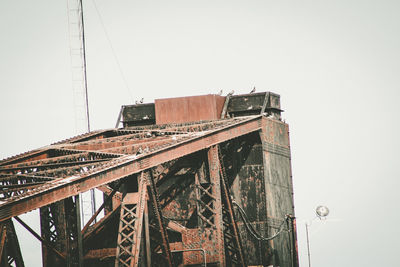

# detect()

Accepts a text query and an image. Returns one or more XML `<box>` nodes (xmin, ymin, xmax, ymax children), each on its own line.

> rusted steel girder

<box><xmin>0</xmin><ymin>173</ymin><xmax>55</xmax><ymax>182</ymax></box>
<box><xmin>81</xmin><ymin>181</ymin><xmax>121</xmax><ymax>234</ymax></box>
<box><xmin>13</xmin><ymin>216</ymin><xmax>66</xmax><ymax>261</ymax></box>
<box><xmin>115</xmin><ymin>173</ymin><xmax>147</xmax><ymax>267</ymax></box>
<box><xmin>98</xmin><ymin>138</ymin><xmax>175</xmax><ymax>155</ymax></box>
<box><xmin>0</xmin><ymin>129</ymin><xmax>115</xmax><ymax>166</ymax></box>
<box><xmin>39</xmin><ymin>196</ymin><xmax>83</xmax><ymax>267</ymax></box>
<box><xmin>59</xmin><ymin>135</ymin><xmax>172</xmax><ymax>152</ymax></box>
<box><xmin>147</xmin><ymin>171</ymin><xmax>173</xmax><ymax>266</ymax></box>
<box><xmin>217</xmin><ymin>146</ymin><xmax>247</xmax><ymax>266</ymax></box>
<box><xmin>0</xmin><ymin>219</ymin><xmax>24</xmax><ymax>267</ymax></box>
<box><xmin>0</xmin><ymin>116</ymin><xmax>262</xmax><ymax>222</ymax></box>
<box><xmin>0</xmin><ymin>158</ymin><xmax>110</xmax><ymax>174</ymax></box>
<box><xmin>84</xmin><ymin>248</ymin><xmax>116</xmax><ymax>260</ymax></box>
<box><xmin>207</xmin><ymin>146</ymin><xmax>226</xmax><ymax>266</ymax></box>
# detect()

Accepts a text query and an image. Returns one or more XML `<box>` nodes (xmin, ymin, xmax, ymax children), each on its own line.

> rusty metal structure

<box><xmin>0</xmin><ymin>92</ymin><xmax>298</xmax><ymax>267</ymax></box>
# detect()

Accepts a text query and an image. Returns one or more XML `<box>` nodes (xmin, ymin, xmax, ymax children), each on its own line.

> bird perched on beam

<box><xmin>250</xmin><ymin>86</ymin><xmax>256</xmax><ymax>94</ymax></box>
<box><xmin>135</xmin><ymin>98</ymin><xmax>144</xmax><ymax>104</ymax></box>
<box><xmin>227</xmin><ymin>90</ymin><xmax>234</xmax><ymax>96</ymax></box>
<box><xmin>217</xmin><ymin>89</ymin><xmax>223</xmax><ymax>95</ymax></box>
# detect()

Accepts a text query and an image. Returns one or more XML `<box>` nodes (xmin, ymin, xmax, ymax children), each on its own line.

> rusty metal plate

<box><xmin>181</xmin><ymin>228</ymin><xmax>218</xmax><ymax>265</ymax></box>
<box><xmin>155</xmin><ymin>94</ymin><xmax>226</xmax><ymax>124</ymax></box>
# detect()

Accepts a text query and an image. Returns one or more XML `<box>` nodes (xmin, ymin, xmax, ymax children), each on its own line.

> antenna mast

<box><xmin>67</xmin><ymin>0</ymin><xmax>96</xmax><ymax>225</ymax></box>
<box><xmin>79</xmin><ymin>0</ymin><xmax>91</xmax><ymax>133</ymax></box>
<box><xmin>67</xmin><ymin>0</ymin><xmax>90</xmax><ymax>133</ymax></box>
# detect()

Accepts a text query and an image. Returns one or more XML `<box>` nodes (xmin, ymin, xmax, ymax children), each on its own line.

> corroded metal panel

<box><xmin>222</xmin><ymin>118</ymin><xmax>297</xmax><ymax>266</ymax></box>
<box><xmin>155</xmin><ymin>94</ymin><xmax>226</xmax><ymax>124</ymax></box>
<box><xmin>227</xmin><ymin>92</ymin><xmax>267</xmax><ymax>113</ymax></box>
<box><xmin>227</xmin><ymin>92</ymin><xmax>282</xmax><ymax>119</ymax></box>
<box><xmin>259</xmin><ymin>118</ymin><xmax>298</xmax><ymax>267</ymax></box>
<box><xmin>228</xmin><ymin>136</ymin><xmax>269</xmax><ymax>266</ymax></box>
<box><xmin>121</xmin><ymin>104</ymin><xmax>155</xmax><ymax>127</ymax></box>
<box><xmin>181</xmin><ymin>228</ymin><xmax>218</xmax><ymax>265</ymax></box>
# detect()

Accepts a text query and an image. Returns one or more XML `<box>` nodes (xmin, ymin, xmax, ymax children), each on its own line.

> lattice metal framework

<box><xmin>0</xmin><ymin>92</ymin><xmax>298</xmax><ymax>267</ymax></box>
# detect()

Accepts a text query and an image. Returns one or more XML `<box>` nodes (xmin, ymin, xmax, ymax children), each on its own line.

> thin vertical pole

<box><xmin>79</xmin><ymin>0</ymin><xmax>97</xmax><ymax>227</ymax></box>
<box><xmin>78</xmin><ymin>0</ymin><xmax>90</xmax><ymax>133</ymax></box>
<box><xmin>305</xmin><ymin>222</ymin><xmax>311</xmax><ymax>267</ymax></box>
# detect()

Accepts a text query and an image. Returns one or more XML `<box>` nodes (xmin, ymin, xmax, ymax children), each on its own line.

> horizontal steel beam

<box><xmin>84</xmin><ymin>248</ymin><xmax>116</xmax><ymax>260</ymax></box>
<box><xmin>0</xmin><ymin>151</ymin><xmax>119</xmax><ymax>170</ymax></box>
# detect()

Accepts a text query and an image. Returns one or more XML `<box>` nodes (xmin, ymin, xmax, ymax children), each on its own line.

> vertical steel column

<box><xmin>0</xmin><ymin>219</ymin><xmax>24</xmax><ymax>267</ymax></box>
<box><xmin>144</xmin><ymin>204</ymin><xmax>151</xmax><ymax>267</ymax></box>
<box><xmin>259</xmin><ymin>118</ymin><xmax>298</xmax><ymax>267</ymax></box>
<box><xmin>115</xmin><ymin>173</ymin><xmax>147</xmax><ymax>267</ymax></box>
<box><xmin>207</xmin><ymin>146</ymin><xmax>225</xmax><ymax>267</ymax></box>
<box><xmin>40</xmin><ymin>196</ymin><xmax>82</xmax><ymax>267</ymax></box>
<box><xmin>65</xmin><ymin>196</ymin><xmax>83</xmax><ymax>267</ymax></box>
<box><xmin>0</xmin><ymin>224</ymin><xmax>6</xmax><ymax>261</ymax></box>
<box><xmin>40</xmin><ymin>201</ymin><xmax>67</xmax><ymax>267</ymax></box>
<box><xmin>217</xmin><ymin>146</ymin><xmax>247</xmax><ymax>266</ymax></box>
<box><xmin>194</xmin><ymin>170</ymin><xmax>204</xmax><ymax>228</ymax></box>
<box><xmin>147</xmin><ymin>171</ymin><xmax>173</xmax><ymax>267</ymax></box>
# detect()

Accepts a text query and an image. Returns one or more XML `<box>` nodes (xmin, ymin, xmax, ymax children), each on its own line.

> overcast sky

<box><xmin>1</xmin><ymin>0</ymin><xmax>399</xmax><ymax>266</ymax></box>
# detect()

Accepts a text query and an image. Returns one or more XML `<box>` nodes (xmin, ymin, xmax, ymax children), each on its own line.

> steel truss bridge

<box><xmin>0</xmin><ymin>92</ymin><xmax>298</xmax><ymax>267</ymax></box>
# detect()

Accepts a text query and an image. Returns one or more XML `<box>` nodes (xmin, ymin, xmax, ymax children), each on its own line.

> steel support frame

<box><xmin>115</xmin><ymin>173</ymin><xmax>147</xmax><ymax>267</ymax></box>
<box><xmin>207</xmin><ymin>145</ymin><xmax>226</xmax><ymax>266</ymax></box>
<box><xmin>258</xmin><ymin>118</ymin><xmax>298</xmax><ymax>267</ymax></box>
<box><xmin>0</xmin><ymin>219</ymin><xmax>24</xmax><ymax>267</ymax></box>
<box><xmin>147</xmin><ymin>171</ymin><xmax>173</xmax><ymax>267</ymax></box>
<box><xmin>40</xmin><ymin>196</ymin><xmax>82</xmax><ymax>267</ymax></box>
<box><xmin>217</xmin><ymin>146</ymin><xmax>247</xmax><ymax>266</ymax></box>
<box><xmin>0</xmin><ymin>116</ymin><xmax>275</xmax><ymax>266</ymax></box>
<box><xmin>115</xmin><ymin>170</ymin><xmax>173</xmax><ymax>267</ymax></box>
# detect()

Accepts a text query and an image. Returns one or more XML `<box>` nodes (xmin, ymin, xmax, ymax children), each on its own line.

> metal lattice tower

<box><xmin>66</xmin><ymin>0</ymin><xmax>96</xmax><ymax>227</ymax></box>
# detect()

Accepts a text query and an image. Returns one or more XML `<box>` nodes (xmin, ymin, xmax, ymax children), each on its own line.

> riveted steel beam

<box><xmin>207</xmin><ymin>145</ymin><xmax>225</xmax><ymax>266</ymax></box>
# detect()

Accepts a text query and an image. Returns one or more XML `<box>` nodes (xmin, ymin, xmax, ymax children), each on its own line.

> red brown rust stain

<box><xmin>155</xmin><ymin>94</ymin><xmax>226</xmax><ymax>124</ymax></box>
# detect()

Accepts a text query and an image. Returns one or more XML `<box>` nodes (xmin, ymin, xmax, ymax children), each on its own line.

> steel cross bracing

<box><xmin>115</xmin><ymin>173</ymin><xmax>148</xmax><ymax>267</ymax></box>
<box><xmin>0</xmin><ymin>115</ymin><xmax>267</xmax><ymax>266</ymax></box>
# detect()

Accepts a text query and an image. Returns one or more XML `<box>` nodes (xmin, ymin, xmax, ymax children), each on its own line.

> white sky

<box><xmin>1</xmin><ymin>0</ymin><xmax>399</xmax><ymax>266</ymax></box>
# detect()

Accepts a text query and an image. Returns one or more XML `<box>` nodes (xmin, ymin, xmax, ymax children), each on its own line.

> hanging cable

<box><xmin>91</xmin><ymin>0</ymin><xmax>134</xmax><ymax>103</ymax></box>
<box><xmin>232</xmin><ymin>200</ymin><xmax>289</xmax><ymax>241</ymax></box>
